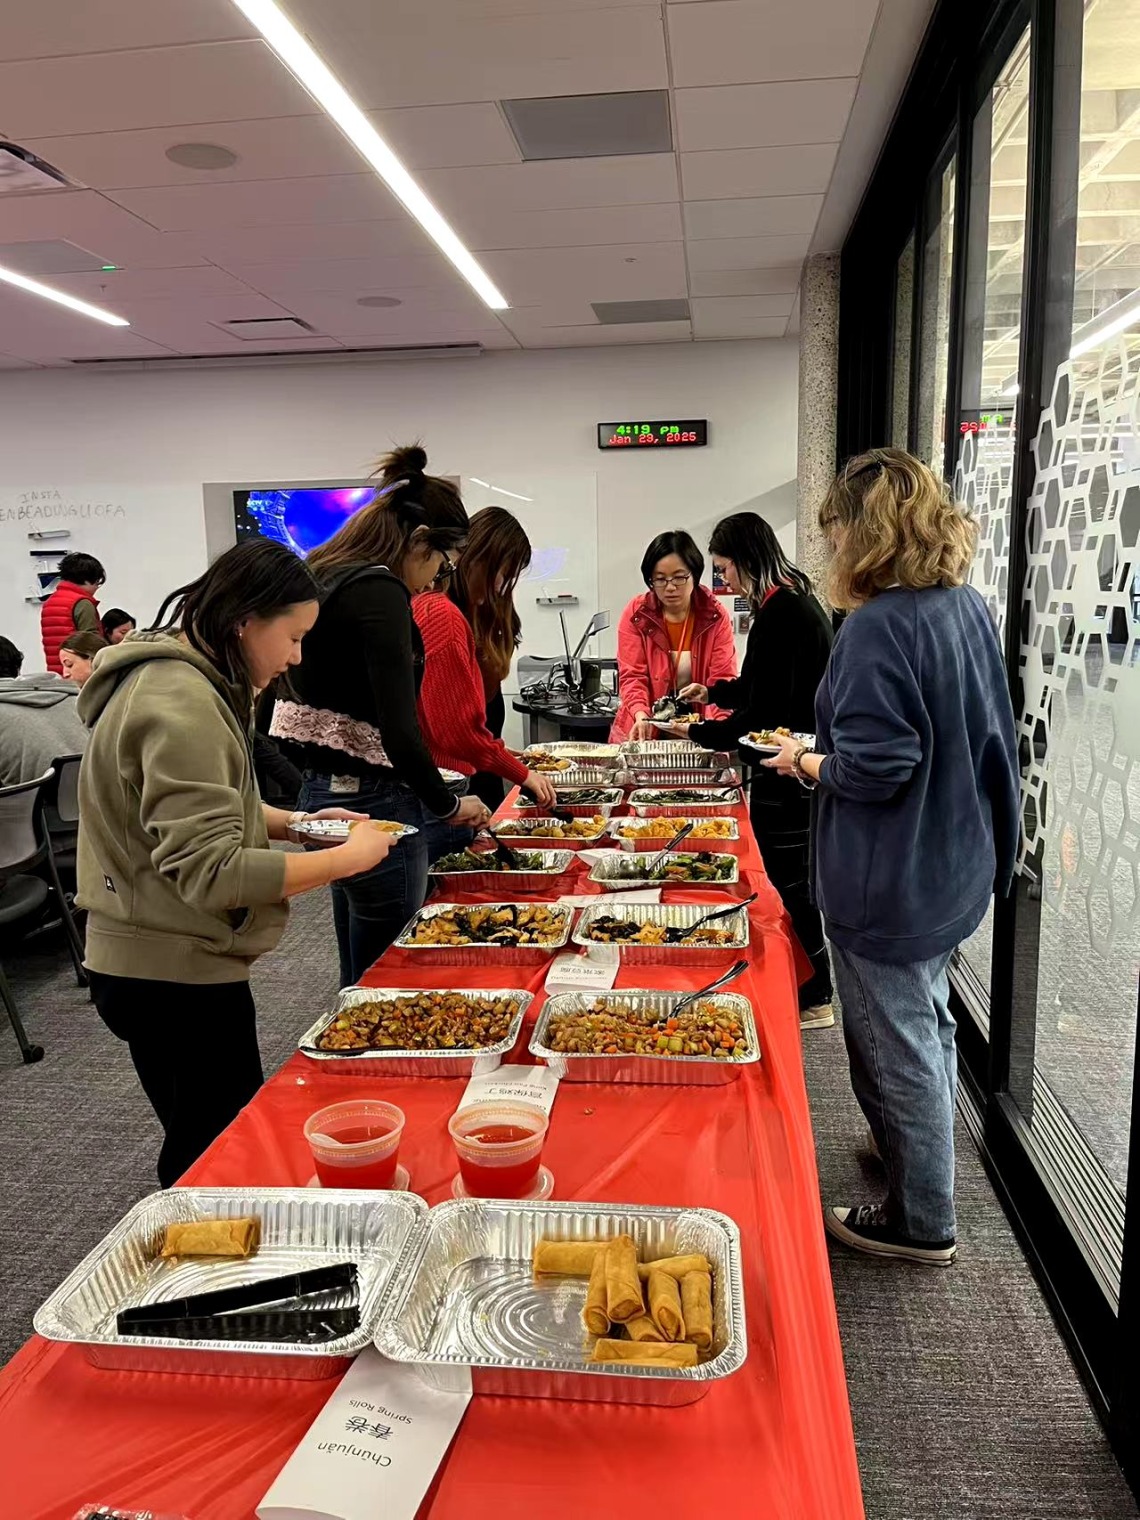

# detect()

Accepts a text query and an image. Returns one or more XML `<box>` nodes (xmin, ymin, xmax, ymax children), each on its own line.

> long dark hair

<box><xmin>101</xmin><ymin>607</ymin><xmax>135</xmax><ymax>640</ymax></box>
<box><xmin>152</xmin><ymin>540</ymin><xmax>320</xmax><ymax>708</ymax></box>
<box><xmin>449</xmin><ymin>506</ymin><xmax>531</xmax><ymax>684</ymax></box>
<box><xmin>307</xmin><ymin>443</ymin><xmax>468</xmax><ymax>584</ymax></box>
<box><xmin>708</xmin><ymin>512</ymin><xmax>811</xmax><ymax>606</ymax></box>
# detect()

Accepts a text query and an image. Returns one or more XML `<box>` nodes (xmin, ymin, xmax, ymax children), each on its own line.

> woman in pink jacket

<box><xmin>610</xmin><ymin>530</ymin><xmax>738</xmax><ymax>743</ymax></box>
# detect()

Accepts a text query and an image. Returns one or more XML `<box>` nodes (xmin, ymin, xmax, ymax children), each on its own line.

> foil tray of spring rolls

<box><xmin>34</xmin><ymin>1187</ymin><xmax>426</xmax><ymax>1380</ymax></box>
<box><xmin>572</xmin><ymin>901</ymin><xmax>750</xmax><ymax>965</ymax></box>
<box><xmin>374</xmin><ymin>1199</ymin><xmax>746</xmax><ymax>1405</ymax></box>
<box><xmin>393</xmin><ymin>901</ymin><xmax>575</xmax><ymax>965</ymax></box>
<box><xmin>530</xmin><ymin>989</ymin><xmax>759</xmax><ymax>1085</ymax></box>
<box><xmin>427</xmin><ymin>847</ymin><xmax>578</xmax><ymax>892</ymax></box>
<box><xmin>298</xmin><ymin>987</ymin><xmax>533</xmax><ymax>1077</ymax></box>
<box><xmin>515</xmin><ymin>786</ymin><xmax>624</xmax><ymax>817</ymax></box>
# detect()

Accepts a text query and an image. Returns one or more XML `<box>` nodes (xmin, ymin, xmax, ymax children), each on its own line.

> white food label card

<box><xmin>543</xmin><ymin>942</ymin><xmax>620</xmax><ymax>995</ymax></box>
<box><xmin>457</xmin><ymin>1062</ymin><xmax>560</xmax><ymax>1117</ymax></box>
<box><xmin>257</xmin><ymin>1346</ymin><xmax>470</xmax><ymax>1520</ymax></box>
<box><xmin>558</xmin><ymin>888</ymin><xmax>662</xmax><ymax>908</ymax></box>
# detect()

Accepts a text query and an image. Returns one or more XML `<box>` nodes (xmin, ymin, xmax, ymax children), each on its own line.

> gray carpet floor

<box><xmin>0</xmin><ymin>896</ymin><xmax>1136</xmax><ymax>1520</ymax></box>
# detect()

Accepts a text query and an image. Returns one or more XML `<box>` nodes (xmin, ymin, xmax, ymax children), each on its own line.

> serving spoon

<box><xmin>668</xmin><ymin>958</ymin><xmax>750</xmax><ymax>1019</ymax></box>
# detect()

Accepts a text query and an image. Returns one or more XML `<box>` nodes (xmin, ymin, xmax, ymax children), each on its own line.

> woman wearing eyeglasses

<box><xmin>610</xmin><ymin>530</ymin><xmax>737</xmax><ymax>743</ymax></box>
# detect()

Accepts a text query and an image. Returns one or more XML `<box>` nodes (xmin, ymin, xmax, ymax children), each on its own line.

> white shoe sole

<box><xmin>824</xmin><ymin>1207</ymin><xmax>957</xmax><ymax>1265</ymax></box>
<box><xmin>800</xmin><ymin>1005</ymin><xmax>835</xmax><ymax>1030</ymax></box>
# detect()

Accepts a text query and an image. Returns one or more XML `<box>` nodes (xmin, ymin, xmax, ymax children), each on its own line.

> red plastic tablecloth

<box><xmin>0</xmin><ymin>794</ymin><xmax>863</xmax><ymax>1520</ymax></box>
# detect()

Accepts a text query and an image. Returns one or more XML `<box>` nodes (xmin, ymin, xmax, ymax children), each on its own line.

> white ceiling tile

<box><xmin>480</xmin><ymin>244</ymin><xmax>686</xmax><ymax>302</ymax></box>
<box><xmin>683</xmin><ymin>194</ymin><xmax>822</xmax><ymax>238</ymax></box>
<box><xmin>690</xmin><ymin>300</ymin><xmax>788</xmax><ymax>339</ymax></box>
<box><xmin>0</xmin><ymin>0</ymin><xmax>254</xmax><ymax>58</ymax></box>
<box><xmin>107</xmin><ymin>175</ymin><xmax>404</xmax><ymax>232</ymax></box>
<box><xmin>289</xmin><ymin>3</ymin><xmax>667</xmax><ymax>108</ymax></box>
<box><xmin>505</xmin><ymin>317</ymin><xmax>692</xmax><ymax>348</ymax></box>
<box><xmin>227</xmin><ymin>252</ymin><xmax>461</xmax><ymax>300</ymax></box>
<box><xmin>0</xmin><ymin>353</ymin><xmax>41</xmax><ymax>369</ymax></box>
<box><xmin>688</xmin><ymin>265</ymin><xmax>803</xmax><ymax>297</ymax></box>
<box><xmin>0</xmin><ymin>41</ymin><xmax>317</xmax><ymax>138</ymax></box>
<box><xmin>191</xmin><ymin>221</ymin><xmax>432</xmax><ymax>266</ymax></box>
<box><xmin>692</xmin><ymin>292</ymin><xmax>793</xmax><ymax>320</ymax></box>
<box><xmin>55</xmin><ymin>265</ymin><xmax>264</xmax><ymax>302</ymax></box>
<box><xmin>675</xmin><ymin>78</ymin><xmax>858</xmax><ymax>152</ymax></box>
<box><xmin>420</xmin><ymin>157</ymin><xmax>678</xmax><ymax>216</ymax></box>
<box><xmin>459</xmin><ymin>202</ymin><xmax>683</xmax><ymax>251</ymax></box>
<box><xmin>687</xmin><ymin>233</ymin><xmax>813</xmax><ymax>271</ymax></box>
<box><xmin>24</xmin><ymin>116</ymin><xmax>367</xmax><ymax>192</ymax></box>
<box><xmin>368</xmin><ymin>105</ymin><xmax>522</xmax><ymax>169</ymax></box>
<box><xmin>282</xmin><ymin>291</ymin><xmax>507</xmax><ymax>339</ymax></box>
<box><xmin>0</xmin><ymin>192</ymin><xmax>207</xmax><ymax>270</ymax></box>
<box><xmin>0</xmin><ymin>290</ymin><xmax>178</xmax><ymax>361</ymax></box>
<box><xmin>105</xmin><ymin>294</ymin><xmax>308</xmax><ymax>351</ymax></box>
<box><xmin>667</xmin><ymin>0</ymin><xmax>879</xmax><ymax>87</ymax></box>
<box><xmin>681</xmin><ymin>143</ymin><xmax>837</xmax><ymax>200</ymax></box>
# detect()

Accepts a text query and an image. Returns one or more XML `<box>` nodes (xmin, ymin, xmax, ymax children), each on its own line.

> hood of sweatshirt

<box><xmin>78</xmin><ymin>631</ymin><xmax>247</xmax><ymax>729</ymax></box>
<box><xmin>0</xmin><ymin>674</ymin><xmax>81</xmax><ymax>708</ymax></box>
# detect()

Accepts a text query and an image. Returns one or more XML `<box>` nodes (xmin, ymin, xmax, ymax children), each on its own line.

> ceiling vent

<box><xmin>0</xmin><ymin>239</ymin><xmax>109</xmax><ymax>274</ymax></box>
<box><xmin>0</xmin><ymin>143</ymin><xmax>71</xmax><ymax>193</ymax></box>
<box><xmin>216</xmin><ymin>317</ymin><xmax>317</xmax><ymax>340</ymax></box>
<box><xmin>502</xmin><ymin>91</ymin><xmax>672</xmax><ymax>160</ymax></box>
<box><xmin>592</xmin><ymin>299</ymin><xmax>690</xmax><ymax>325</ymax></box>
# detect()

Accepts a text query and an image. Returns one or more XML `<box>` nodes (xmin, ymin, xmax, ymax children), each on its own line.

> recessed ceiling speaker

<box><xmin>165</xmin><ymin>142</ymin><xmax>239</xmax><ymax>170</ymax></box>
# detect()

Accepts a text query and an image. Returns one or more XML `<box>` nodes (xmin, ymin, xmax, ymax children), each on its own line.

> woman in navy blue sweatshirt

<box><xmin>766</xmin><ymin>448</ymin><xmax>1019</xmax><ymax>1266</ymax></box>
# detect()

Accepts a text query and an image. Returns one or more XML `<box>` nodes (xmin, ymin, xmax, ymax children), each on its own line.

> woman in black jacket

<box><xmin>678</xmin><ymin>513</ymin><xmax>834</xmax><ymax>1027</ymax></box>
<box><xmin>272</xmin><ymin>445</ymin><xmax>490</xmax><ymax>984</ymax></box>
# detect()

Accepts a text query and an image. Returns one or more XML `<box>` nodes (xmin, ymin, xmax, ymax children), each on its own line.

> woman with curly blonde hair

<box><xmin>765</xmin><ymin>447</ymin><xmax>1019</xmax><ymax>1266</ymax></box>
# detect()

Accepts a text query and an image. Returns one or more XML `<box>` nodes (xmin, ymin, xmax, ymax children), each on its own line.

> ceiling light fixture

<box><xmin>0</xmin><ymin>262</ymin><xmax>129</xmax><ymax>326</ymax></box>
<box><xmin>1069</xmin><ymin>293</ymin><xmax>1140</xmax><ymax>360</ymax></box>
<box><xmin>469</xmin><ymin>477</ymin><xmax>533</xmax><ymax>502</ymax></box>
<box><xmin>227</xmin><ymin>0</ymin><xmax>509</xmax><ymax>311</ymax></box>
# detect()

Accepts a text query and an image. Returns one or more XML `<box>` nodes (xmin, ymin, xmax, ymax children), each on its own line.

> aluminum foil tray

<box><xmin>572</xmin><ymin>900</ymin><xmax>750</xmax><ymax>965</ymax></box>
<box><xmin>34</xmin><ymin>1187</ymin><xmax>426</xmax><ymax>1380</ymax></box>
<box><xmin>607</xmin><ymin>816</ymin><xmax>739</xmax><ymax>851</ymax></box>
<box><xmin>293</xmin><ymin>818</ymin><xmax>418</xmax><ymax>842</ymax></box>
<box><xmin>428</xmin><ymin>847</ymin><xmax>577</xmax><ymax>892</ymax></box>
<box><xmin>622</xmin><ymin>766</ymin><xmax>741</xmax><ymax>789</ymax></box>
<box><xmin>553</xmin><ymin>767</ymin><xmax>626</xmax><ymax>787</ymax></box>
<box><xmin>298</xmin><ymin>986</ymin><xmax>533</xmax><ymax>1077</ymax></box>
<box><xmin>588</xmin><ymin>851</ymin><xmax>739</xmax><ymax>892</ymax></box>
<box><xmin>524</xmin><ymin>741</ymin><xmax>622</xmax><ymax>763</ymax></box>
<box><xmin>516</xmin><ymin>787</ymin><xmax>623</xmax><ymax>817</ymax></box>
<box><xmin>739</xmin><ymin>730</ymin><xmax>816</xmax><ymax>757</ymax></box>
<box><xmin>628</xmin><ymin>787</ymin><xmax>742</xmax><ymax>816</ymax></box>
<box><xmin>492</xmin><ymin>815</ymin><xmax>610</xmax><ymax>846</ymax></box>
<box><xmin>393</xmin><ymin>901</ymin><xmax>574</xmax><ymax>965</ymax></box>
<box><xmin>375</xmin><ymin>1199</ymin><xmax>746</xmax><ymax>1405</ymax></box>
<box><xmin>531</xmin><ymin>989</ymin><xmax>759</xmax><ymax>1085</ymax></box>
<box><xmin>619</xmin><ymin>739</ymin><xmax>703</xmax><ymax>755</ymax></box>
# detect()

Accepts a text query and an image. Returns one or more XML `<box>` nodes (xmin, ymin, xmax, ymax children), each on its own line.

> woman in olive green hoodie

<box><xmin>77</xmin><ymin>540</ymin><xmax>394</xmax><ymax>1186</ymax></box>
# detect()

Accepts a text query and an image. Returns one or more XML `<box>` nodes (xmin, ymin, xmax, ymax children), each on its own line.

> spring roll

<box><xmin>533</xmin><ymin>1239</ymin><xmax>606</xmax><ymax>1277</ymax></box>
<box><xmin>648</xmin><ymin>1268</ymin><xmax>685</xmax><ymax>1341</ymax></box>
<box><xmin>582</xmin><ymin>1250</ymin><xmax>610</xmax><ymax>1337</ymax></box>
<box><xmin>681</xmin><ymin>1270</ymin><xmax>713</xmax><ymax>1350</ymax></box>
<box><xmin>590</xmin><ymin>1338</ymin><xmax>697</xmax><ymax>1368</ymax></box>
<box><xmin>637</xmin><ymin>1252</ymin><xmax>711</xmax><ymax>1282</ymax></box>
<box><xmin>625</xmin><ymin>1314</ymin><xmax>666</xmax><ymax>1342</ymax></box>
<box><xmin>159</xmin><ymin>1218</ymin><xmax>260</xmax><ymax>1260</ymax></box>
<box><xmin>604</xmin><ymin>1234</ymin><xmax>644</xmax><ymax>1323</ymax></box>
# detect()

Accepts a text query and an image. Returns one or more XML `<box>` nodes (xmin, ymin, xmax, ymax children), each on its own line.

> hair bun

<box><xmin>379</xmin><ymin>442</ymin><xmax>428</xmax><ymax>480</ymax></box>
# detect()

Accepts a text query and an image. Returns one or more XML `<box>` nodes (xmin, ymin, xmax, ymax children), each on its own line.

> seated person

<box><xmin>59</xmin><ymin>630</ymin><xmax>108</xmax><ymax>688</ymax></box>
<box><xmin>0</xmin><ymin>635</ymin><xmax>88</xmax><ymax>786</ymax></box>
<box><xmin>101</xmin><ymin>607</ymin><xmax>136</xmax><ymax>644</ymax></box>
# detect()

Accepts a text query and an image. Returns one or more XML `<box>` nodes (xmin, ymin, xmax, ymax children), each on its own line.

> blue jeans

<box><xmin>830</xmin><ymin>940</ymin><xmax>957</xmax><ymax>1242</ymax></box>
<box><xmin>298</xmin><ymin>773</ymin><xmax>434</xmax><ymax>988</ymax></box>
<box><xmin>419</xmin><ymin>778</ymin><xmax>475</xmax><ymax>866</ymax></box>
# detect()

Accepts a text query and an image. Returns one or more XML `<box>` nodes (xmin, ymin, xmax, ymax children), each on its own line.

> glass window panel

<box><xmin>1013</xmin><ymin>0</ymin><xmax>1140</xmax><ymax>1231</ymax></box>
<box><xmin>953</xmin><ymin>29</ymin><xmax>1032</xmax><ymax>1002</ymax></box>
<box><xmin>917</xmin><ymin>158</ymin><xmax>957</xmax><ymax>479</ymax></box>
<box><xmin>891</xmin><ymin>234</ymin><xmax>916</xmax><ymax>448</ymax></box>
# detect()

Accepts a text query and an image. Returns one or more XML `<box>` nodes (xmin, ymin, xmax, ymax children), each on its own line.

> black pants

<box><xmin>469</xmin><ymin>689</ymin><xmax>508</xmax><ymax>812</ymax></box>
<box><xmin>750</xmin><ymin>783</ymin><xmax>833</xmax><ymax>1010</ymax></box>
<box><xmin>91</xmin><ymin>971</ymin><xmax>264</xmax><ymax>1188</ymax></box>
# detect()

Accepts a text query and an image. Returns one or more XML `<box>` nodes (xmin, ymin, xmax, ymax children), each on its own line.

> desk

<box><xmin>511</xmin><ymin>699</ymin><xmax>616</xmax><ymax>746</ymax></box>
<box><xmin>0</xmin><ymin>791</ymin><xmax>863</xmax><ymax>1520</ymax></box>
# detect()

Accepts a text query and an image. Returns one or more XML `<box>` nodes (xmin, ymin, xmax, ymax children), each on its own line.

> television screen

<box><xmin>234</xmin><ymin>485</ymin><xmax>375</xmax><ymax>555</ymax></box>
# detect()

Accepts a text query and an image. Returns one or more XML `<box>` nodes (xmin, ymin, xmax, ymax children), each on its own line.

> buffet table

<box><xmin>0</xmin><ymin>790</ymin><xmax>863</xmax><ymax>1520</ymax></box>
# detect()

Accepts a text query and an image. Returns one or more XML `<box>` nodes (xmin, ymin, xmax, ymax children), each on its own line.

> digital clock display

<box><xmin>598</xmin><ymin>420</ymin><xmax>708</xmax><ymax>450</ymax></box>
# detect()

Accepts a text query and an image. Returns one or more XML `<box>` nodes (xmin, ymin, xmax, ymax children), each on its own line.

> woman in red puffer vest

<box><xmin>41</xmin><ymin>552</ymin><xmax>105</xmax><ymax>675</ymax></box>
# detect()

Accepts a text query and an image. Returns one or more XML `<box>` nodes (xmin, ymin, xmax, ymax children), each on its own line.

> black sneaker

<box><xmin>824</xmin><ymin>1203</ymin><xmax>957</xmax><ymax>1265</ymax></box>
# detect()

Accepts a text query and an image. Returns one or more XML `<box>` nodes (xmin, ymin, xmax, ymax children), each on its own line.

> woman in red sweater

<box><xmin>414</xmin><ymin>508</ymin><xmax>556</xmax><ymax>860</ymax></box>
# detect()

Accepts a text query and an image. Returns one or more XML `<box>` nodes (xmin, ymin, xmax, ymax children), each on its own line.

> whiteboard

<box><xmin>0</xmin><ymin>483</ymin><xmax>207</xmax><ymax>671</ymax></box>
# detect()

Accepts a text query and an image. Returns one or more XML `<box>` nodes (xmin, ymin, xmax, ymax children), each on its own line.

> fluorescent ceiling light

<box><xmin>228</xmin><ymin>0</ymin><xmax>509</xmax><ymax>311</ymax></box>
<box><xmin>1069</xmin><ymin>293</ymin><xmax>1140</xmax><ymax>359</ymax></box>
<box><xmin>469</xmin><ymin>477</ymin><xmax>533</xmax><ymax>501</ymax></box>
<box><xmin>0</xmin><ymin>263</ymin><xmax>129</xmax><ymax>326</ymax></box>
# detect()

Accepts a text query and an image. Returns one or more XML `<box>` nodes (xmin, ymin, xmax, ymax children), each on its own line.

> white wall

<box><xmin>0</xmin><ymin>339</ymin><xmax>798</xmax><ymax>685</ymax></box>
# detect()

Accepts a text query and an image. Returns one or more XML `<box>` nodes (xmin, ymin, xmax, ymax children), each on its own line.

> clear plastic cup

<box><xmin>304</xmin><ymin>1099</ymin><xmax>405</xmax><ymax>1189</ymax></box>
<box><xmin>447</xmin><ymin>1102</ymin><xmax>548</xmax><ymax>1198</ymax></box>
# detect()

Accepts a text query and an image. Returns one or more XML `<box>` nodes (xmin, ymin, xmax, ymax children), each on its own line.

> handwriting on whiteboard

<box><xmin>1</xmin><ymin>487</ymin><xmax>127</xmax><ymax>523</ymax></box>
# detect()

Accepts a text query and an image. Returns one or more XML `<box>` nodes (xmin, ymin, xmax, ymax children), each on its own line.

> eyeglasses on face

<box><xmin>651</xmin><ymin>572</ymin><xmax>692</xmax><ymax>589</ymax></box>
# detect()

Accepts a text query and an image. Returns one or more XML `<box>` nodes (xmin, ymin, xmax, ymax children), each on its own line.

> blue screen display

<box><xmin>234</xmin><ymin>486</ymin><xmax>375</xmax><ymax>555</ymax></box>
